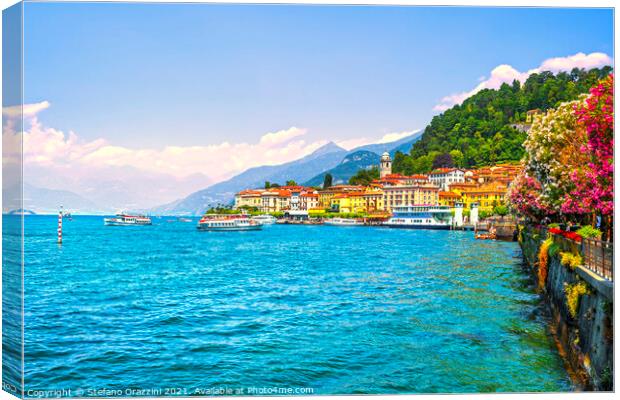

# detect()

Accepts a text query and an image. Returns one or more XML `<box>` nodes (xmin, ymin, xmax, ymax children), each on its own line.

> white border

<box><xmin>0</xmin><ymin>2</ymin><xmax>617</xmax><ymax>400</ymax></box>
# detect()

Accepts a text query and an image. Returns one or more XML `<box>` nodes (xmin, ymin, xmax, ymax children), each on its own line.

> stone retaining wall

<box><xmin>520</xmin><ymin>228</ymin><xmax>613</xmax><ymax>391</ymax></box>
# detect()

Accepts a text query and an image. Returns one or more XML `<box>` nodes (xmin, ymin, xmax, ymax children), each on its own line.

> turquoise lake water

<box><xmin>14</xmin><ymin>215</ymin><xmax>573</xmax><ymax>395</ymax></box>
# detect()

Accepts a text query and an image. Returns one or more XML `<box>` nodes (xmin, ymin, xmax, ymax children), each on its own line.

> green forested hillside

<box><xmin>393</xmin><ymin>67</ymin><xmax>612</xmax><ymax>174</ymax></box>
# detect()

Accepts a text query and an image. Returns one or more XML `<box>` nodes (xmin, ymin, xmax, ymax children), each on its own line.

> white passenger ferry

<box><xmin>324</xmin><ymin>217</ymin><xmax>364</xmax><ymax>226</ymax></box>
<box><xmin>197</xmin><ymin>214</ymin><xmax>262</xmax><ymax>231</ymax></box>
<box><xmin>104</xmin><ymin>214</ymin><xmax>152</xmax><ymax>226</ymax></box>
<box><xmin>384</xmin><ymin>205</ymin><xmax>452</xmax><ymax>230</ymax></box>
<box><xmin>251</xmin><ymin>214</ymin><xmax>277</xmax><ymax>225</ymax></box>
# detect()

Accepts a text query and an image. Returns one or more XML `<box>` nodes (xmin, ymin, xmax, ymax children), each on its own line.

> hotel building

<box><xmin>428</xmin><ymin>168</ymin><xmax>466</xmax><ymax>190</ymax></box>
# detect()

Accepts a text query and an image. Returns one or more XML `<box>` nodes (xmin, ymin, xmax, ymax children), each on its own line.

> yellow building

<box><xmin>330</xmin><ymin>194</ymin><xmax>352</xmax><ymax>213</ymax></box>
<box><xmin>259</xmin><ymin>189</ymin><xmax>292</xmax><ymax>213</ymax></box>
<box><xmin>318</xmin><ymin>185</ymin><xmax>365</xmax><ymax>209</ymax></box>
<box><xmin>382</xmin><ymin>184</ymin><xmax>439</xmax><ymax>212</ymax></box>
<box><xmin>330</xmin><ymin>193</ymin><xmax>366</xmax><ymax>213</ymax></box>
<box><xmin>234</xmin><ymin>190</ymin><xmax>263</xmax><ymax>209</ymax></box>
<box><xmin>460</xmin><ymin>183</ymin><xmax>508</xmax><ymax>212</ymax></box>
<box><xmin>439</xmin><ymin>191</ymin><xmax>461</xmax><ymax>208</ymax></box>
<box><xmin>447</xmin><ymin>182</ymin><xmax>479</xmax><ymax>197</ymax></box>
<box><xmin>328</xmin><ymin>188</ymin><xmax>385</xmax><ymax>214</ymax></box>
<box><xmin>363</xmin><ymin>188</ymin><xmax>385</xmax><ymax>212</ymax></box>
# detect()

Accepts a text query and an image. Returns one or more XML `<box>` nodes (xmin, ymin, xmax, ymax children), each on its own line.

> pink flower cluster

<box><xmin>508</xmin><ymin>173</ymin><xmax>554</xmax><ymax>220</ymax></box>
<box><xmin>563</xmin><ymin>75</ymin><xmax>614</xmax><ymax>216</ymax></box>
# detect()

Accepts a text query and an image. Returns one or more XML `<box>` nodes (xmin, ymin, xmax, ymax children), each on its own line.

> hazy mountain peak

<box><xmin>303</xmin><ymin>141</ymin><xmax>345</xmax><ymax>159</ymax></box>
<box><xmin>149</xmin><ymin>132</ymin><xmax>421</xmax><ymax>215</ymax></box>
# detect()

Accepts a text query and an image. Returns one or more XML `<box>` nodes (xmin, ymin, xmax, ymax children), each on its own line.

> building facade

<box><xmin>234</xmin><ymin>190</ymin><xmax>263</xmax><ymax>209</ymax></box>
<box><xmin>438</xmin><ymin>191</ymin><xmax>461</xmax><ymax>208</ymax></box>
<box><xmin>234</xmin><ymin>186</ymin><xmax>320</xmax><ymax>213</ymax></box>
<box><xmin>460</xmin><ymin>182</ymin><xmax>508</xmax><ymax>212</ymax></box>
<box><xmin>300</xmin><ymin>192</ymin><xmax>319</xmax><ymax>211</ymax></box>
<box><xmin>428</xmin><ymin>168</ymin><xmax>466</xmax><ymax>191</ymax></box>
<box><xmin>318</xmin><ymin>185</ymin><xmax>365</xmax><ymax>209</ymax></box>
<box><xmin>382</xmin><ymin>184</ymin><xmax>440</xmax><ymax>212</ymax></box>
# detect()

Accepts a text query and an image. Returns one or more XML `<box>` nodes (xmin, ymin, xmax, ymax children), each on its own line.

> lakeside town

<box><xmin>230</xmin><ymin>152</ymin><xmax>520</xmax><ymax>228</ymax></box>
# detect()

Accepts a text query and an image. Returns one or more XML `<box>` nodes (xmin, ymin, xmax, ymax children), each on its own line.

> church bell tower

<box><xmin>380</xmin><ymin>152</ymin><xmax>392</xmax><ymax>178</ymax></box>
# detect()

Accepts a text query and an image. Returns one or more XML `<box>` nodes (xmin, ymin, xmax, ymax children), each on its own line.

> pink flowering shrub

<box><xmin>507</xmin><ymin>172</ymin><xmax>554</xmax><ymax>221</ymax></box>
<box><xmin>563</xmin><ymin>75</ymin><xmax>614</xmax><ymax>217</ymax></box>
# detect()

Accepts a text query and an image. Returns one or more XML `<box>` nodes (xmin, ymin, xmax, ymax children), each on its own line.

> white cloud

<box><xmin>433</xmin><ymin>52</ymin><xmax>613</xmax><ymax>112</ymax></box>
<box><xmin>3</xmin><ymin>102</ymin><xmax>419</xmax><ymax>208</ymax></box>
<box><xmin>539</xmin><ymin>52</ymin><xmax>612</xmax><ymax>72</ymax></box>
<box><xmin>376</xmin><ymin>130</ymin><xmax>419</xmax><ymax>144</ymax></box>
<box><xmin>2</xmin><ymin>100</ymin><xmax>51</xmax><ymax>119</ymax></box>
<box><xmin>337</xmin><ymin>129</ymin><xmax>420</xmax><ymax>150</ymax></box>
<box><xmin>335</xmin><ymin>137</ymin><xmax>372</xmax><ymax>150</ymax></box>
<box><xmin>258</xmin><ymin>126</ymin><xmax>306</xmax><ymax>147</ymax></box>
<box><xmin>3</xmin><ymin>103</ymin><xmax>326</xmax><ymax>185</ymax></box>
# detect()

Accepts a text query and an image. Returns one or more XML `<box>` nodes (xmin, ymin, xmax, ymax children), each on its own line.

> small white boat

<box><xmin>251</xmin><ymin>214</ymin><xmax>277</xmax><ymax>225</ymax></box>
<box><xmin>197</xmin><ymin>214</ymin><xmax>262</xmax><ymax>231</ymax></box>
<box><xmin>324</xmin><ymin>217</ymin><xmax>364</xmax><ymax>226</ymax></box>
<box><xmin>104</xmin><ymin>214</ymin><xmax>152</xmax><ymax>226</ymax></box>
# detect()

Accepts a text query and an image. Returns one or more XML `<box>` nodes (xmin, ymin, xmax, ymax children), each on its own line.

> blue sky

<box><xmin>23</xmin><ymin>3</ymin><xmax>613</xmax><ymax>148</ymax></box>
<box><xmin>4</xmin><ymin>2</ymin><xmax>613</xmax><ymax>207</ymax></box>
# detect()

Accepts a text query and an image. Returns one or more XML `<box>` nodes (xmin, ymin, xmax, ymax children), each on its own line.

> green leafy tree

<box><xmin>403</xmin><ymin>67</ymin><xmax>611</xmax><ymax>169</ymax></box>
<box><xmin>285</xmin><ymin>180</ymin><xmax>297</xmax><ymax>186</ymax></box>
<box><xmin>449</xmin><ymin>149</ymin><xmax>464</xmax><ymax>168</ymax></box>
<box><xmin>493</xmin><ymin>205</ymin><xmax>509</xmax><ymax>216</ymax></box>
<box><xmin>323</xmin><ymin>173</ymin><xmax>333</xmax><ymax>188</ymax></box>
<box><xmin>349</xmin><ymin>167</ymin><xmax>380</xmax><ymax>186</ymax></box>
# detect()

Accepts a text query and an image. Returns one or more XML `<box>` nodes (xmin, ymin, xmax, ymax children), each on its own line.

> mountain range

<box><xmin>19</xmin><ymin>131</ymin><xmax>422</xmax><ymax>215</ymax></box>
<box><xmin>15</xmin><ymin>183</ymin><xmax>114</xmax><ymax>215</ymax></box>
<box><xmin>151</xmin><ymin>131</ymin><xmax>422</xmax><ymax>215</ymax></box>
<box><xmin>303</xmin><ymin>150</ymin><xmax>381</xmax><ymax>187</ymax></box>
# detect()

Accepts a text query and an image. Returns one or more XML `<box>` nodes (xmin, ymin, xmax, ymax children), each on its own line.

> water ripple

<box><xmin>21</xmin><ymin>216</ymin><xmax>572</xmax><ymax>394</ymax></box>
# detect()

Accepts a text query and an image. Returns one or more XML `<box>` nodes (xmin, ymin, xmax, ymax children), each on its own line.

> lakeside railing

<box><xmin>582</xmin><ymin>238</ymin><xmax>614</xmax><ymax>281</ymax></box>
<box><xmin>520</xmin><ymin>225</ymin><xmax>614</xmax><ymax>282</ymax></box>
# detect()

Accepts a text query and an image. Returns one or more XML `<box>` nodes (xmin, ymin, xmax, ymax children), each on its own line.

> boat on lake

<box><xmin>197</xmin><ymin>214</ymin><xmax>262</xmax><ymax>231</ymax></box>
<box><xmin>384</xmin><ymin>205</ymin><xmax>452</xmax><ymax>230</ymax></box>
<box><xmin>251</xmin><ymin>214</ymin><xmax>277</xmax><ymax>225</ymax></box>
<box><xmin>324</xmin><ymin>217</ymin><xmax>364</xmax><ymax>226</ymax></box>
<box><xmin>104</xmin><ymin>214</ymin><xmax>152</xmax><ymax>226</ymax></box>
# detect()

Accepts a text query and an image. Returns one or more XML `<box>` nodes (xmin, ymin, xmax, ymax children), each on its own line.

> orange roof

<box><xmin>384</xmin><ymin>173</ymin><xmax>407</xmax><ymax>178</ymax></box>
<box><xmin>383</xmin><ymin>184</ymin><xmax>439</xmax><ymax>191</ymax></box>
<box><xmin>261</xmin><ymin>189</ymin><xmax>292</xmax><ymax>197</ymax></box>
<box><xmin>439</xmin><ymin>191</ymin><xmax>461</xmax><ymax>198</ymax></box>
<box><xmin>375</xmin><ymin>173</ymin><xmax>429</xmax><ymax>186</ymax></box>
<box><xmin>279</xmin><ymin>185</ymin><xmax>313</xmax><ymax>191</ymax></box>
<box><xmin>238</xmin><ymin>189</ymin><xmax>263</xmax><ymax>196</ymax></box>
<box><xmin>464</xmin><ymin>183</ymin><xmax>508</xmax><ymax>194</ymax></box>
<box><xmin>319</xmin><ymin>185</ymin><xmax>365</xmax><ymax>194</ymax></box>
<box><xmin>277</xmin><ymin>189</ymin><xmax>292</xmax><ymax>197</ymax></box>
<box><xmin>300</xmin><ymin>193</ymin><xmax>319</xmax><ymax>198</ymax></box>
